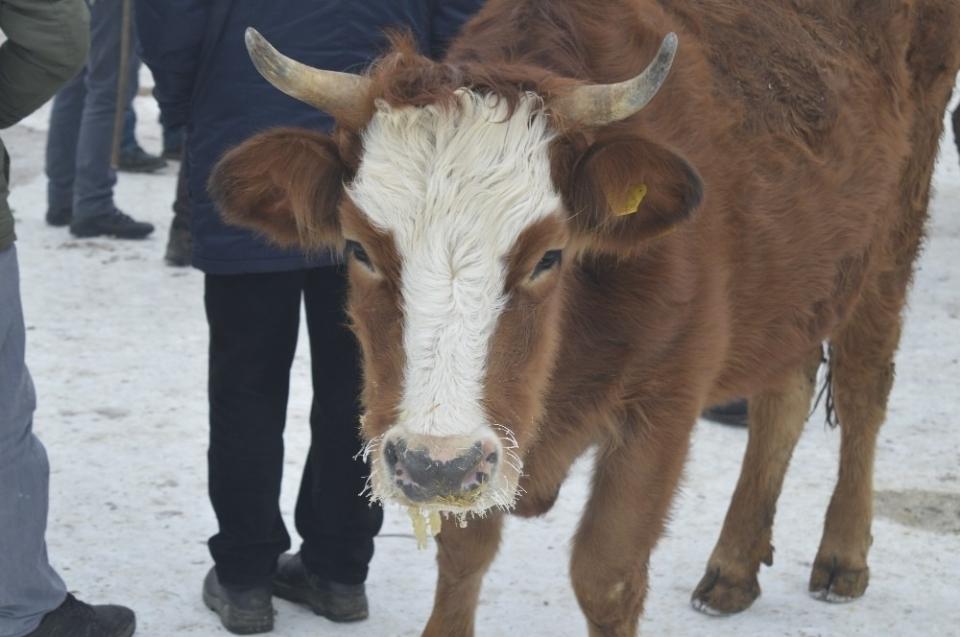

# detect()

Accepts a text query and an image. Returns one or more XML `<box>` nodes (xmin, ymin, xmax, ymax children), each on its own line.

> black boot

<box><xmin>71</xmin><ymin>209</ymin><xmax>154</xmax><ymax>240</ymax></box>
<box><xmin>25</xmin><ymin>594</ymin><xmax>135</xmax><ymax>637</ymax></box>
<box><xmin>45</xmin><ymin>207</ymin><xmax>72</xmax><ymax>228</ymax></box>
<box><xmin>202</xmin><ymin>567</ymin><xmax>274</xmax><ymax>635</ymax></box>
<box><xmin>164</xmin><ymin>221</ymin><xmax>191</xmax><ymax>267</ymax></box>
<box><xmin>117</xmin><ymin>145</ymin><xmax>168</xmax><ymax>173</ymax></box>
<box><xmin>273</xmin><ymin>553</ymin><xmax>369</xmax><ymax>622</ymax></box>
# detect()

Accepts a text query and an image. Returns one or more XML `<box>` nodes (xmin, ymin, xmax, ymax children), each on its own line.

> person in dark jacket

<box><xmin>136</xmin><ymin>2</ymin><xmax>484</xmax><ymax>633</ymax></box>
<box><xmin>1</xmin><ymin>2</ymin><xmax>136</xmax><ymax>636</ymax></box>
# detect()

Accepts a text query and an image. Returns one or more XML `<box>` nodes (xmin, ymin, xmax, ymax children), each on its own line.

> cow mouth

<box><xmin>385</xmin><ymin>458</ymin><xmax>517</xmax><ymax>514</ymax></box>
<box><xmin>360</xmin><ymin>425</ymin><xmax>524</xmax><ymax>516</ymax></box>
<box><xmin>393</xmin><ymin>464</ymin><xmax>494</xmax><ymax>505</ymax></box>
<box><xmin>387</xmin><ymin>476</ymin><xmax>519</xmax><ymax>515</ymax></box>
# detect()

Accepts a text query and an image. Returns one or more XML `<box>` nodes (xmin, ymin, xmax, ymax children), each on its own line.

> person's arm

<box><xmin>0</xmin><ymin>0</ymin><xmax>90</xmax><ymax>128</ymax></box>
<box><xmin>134</xmin><ymin>0</ymin><xmax>210</xmax><ymax>130</ymax></box>
<box><xmin>429</xmin><ymin>0</ymin><xmax>485</xmax><ymax>61</ymax></box>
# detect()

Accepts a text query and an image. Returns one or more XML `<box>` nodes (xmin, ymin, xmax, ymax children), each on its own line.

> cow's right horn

<box><xmin>245</xmin><ymin>27</ymin><xmax>372</xmax><ymax>128</ymax></box>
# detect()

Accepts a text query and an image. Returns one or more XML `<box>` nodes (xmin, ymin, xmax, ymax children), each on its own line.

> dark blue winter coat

<box><xmin>136</xmin><ymin>0</ymin><xmax>484</xmax><ymax>274</ymax></box>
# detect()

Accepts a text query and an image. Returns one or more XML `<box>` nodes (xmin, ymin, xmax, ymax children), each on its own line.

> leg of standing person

<box><xmin>953</xmin><ymin>105</ymin><xmax>959</xmax><ymax>159</ymax></box>
<box><xmin>164</xmin><ymin>152</ymin><xmax>191</xmax><ymax>267</ymax></box>
<box><xmin>66</xmin><ymin>0</ymin><xmax>153</xmax><ymax>239</ymax></box>
<box><xmin>272</xmin><ymin>265</ymin><xmax>383</xmax><ymax>622</ymax></box>
<box><xmin>202</xmin><ymin>270</ymin><xmax>306</xmax><ymax>634</ymax></box>
<box><xmin>161</xmin><ymin>120</ymin><xmax>185</xmax><ymax>161</ymax></box>
<box><xmin>44</xmin><ymin>70</ymin><xmax>85</xmax><ymax>228</ymax></box>
<box><xmin>0</xmin><ymin>246</ymin><xmax>135</xmax><ymax>637</ymax></box>
<box><xmin>0</xmin><ymin>246</ymin><xmax>64</xmax><ymax>636</ymax></box>
<box><xmin>116</xmin><ymin>54</ymin><xmax>165</xmax><ymax>175</ymax></box>
<box><xmin>120</xmin><ymin>103</ymin><xmax>137</xmax><ymax>155</ymax></box>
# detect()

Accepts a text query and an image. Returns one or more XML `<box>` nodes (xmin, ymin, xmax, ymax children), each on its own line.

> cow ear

<box><xmin>208</xmin><ymin>127</ymin><xmax>345</xmax><ymax>250</ymax></box>
<box><xmin>560</xmin><ymin>134</ymin><xmax>702</xmax><ymax>253</ymax></box>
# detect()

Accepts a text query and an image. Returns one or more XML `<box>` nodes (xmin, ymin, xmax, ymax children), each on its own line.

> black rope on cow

<box><xmin>808</xmin><ymin>342</ymin><xmax>840</xmax><ymax>428</ymax></box>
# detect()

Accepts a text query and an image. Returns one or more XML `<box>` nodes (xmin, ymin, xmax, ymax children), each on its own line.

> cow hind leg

<box><xmin>808</xmin><ymin>0</ymin><xmax>960</xmax><ymax>601</ymax></box>
<box><xmin>809</xmin><ymin>284</ymin><xmax>903</xmax><ymax>602</ymax></box>
<box><xmin>422</xmin><ymin>512</ymin><xmax>502</xmax><ymax>637</ymax></box>
<box><xmin>691</xmin><ymin>348</ymin><xmax>821</xmax><ymax>615</ymax></box>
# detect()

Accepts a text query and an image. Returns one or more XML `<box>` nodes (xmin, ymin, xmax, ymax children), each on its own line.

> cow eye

<box><xmin>531</xmin><ymin>249</ymin><xmax>562</xmax><ymax>279</ymax></box>
<box><xmin>345</xmin><ymin>240</ymin><xmax>373</xmax><ymax>270</ymax></box>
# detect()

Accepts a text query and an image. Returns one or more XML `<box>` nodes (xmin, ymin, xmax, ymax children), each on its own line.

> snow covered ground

<box><xmin>4</xmin><ymin>79</ymin><xmax>959</xmax><ymax>636</ymax></box>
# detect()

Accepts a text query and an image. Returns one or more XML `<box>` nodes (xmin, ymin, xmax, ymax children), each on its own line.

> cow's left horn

<box><xmin>552</xmin><ymin>33</ymin><xmax>678</xmax><ymax>127</ymax></box>
<box><xmin>244</xmin><ymin>27</ymin><xmax>372</xmax><ymax>128</ymax></box>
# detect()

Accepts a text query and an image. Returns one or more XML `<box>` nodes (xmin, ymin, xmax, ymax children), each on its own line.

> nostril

<box><xmin>476</xmin><ymin>472</ymin><xmax>488</xmax><ymax>484</ymax></box>
<box><xmin>486</xmin><ymin>451</ymin><xmax>498</xmax><ymax>464</ymax></box>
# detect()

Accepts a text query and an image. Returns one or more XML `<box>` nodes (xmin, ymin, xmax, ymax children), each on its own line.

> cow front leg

<box><xmin>570</xmin><ymin>406</ymin><xmax>694</xmax><ymax>636</ymax></box>
<box><xmin>514</xmin><ymin>415</ymin><xmax>598</xmax><ymax>518</ymax></box>
<box><xmin>422</xmin><ymin>512</ymin><xmax>503</xmax><ymax>637</ymax></box>
<box><xmin>692</xmin><ymin>348</ymin><xmax>821</xmax><ymax>614</ymax></box>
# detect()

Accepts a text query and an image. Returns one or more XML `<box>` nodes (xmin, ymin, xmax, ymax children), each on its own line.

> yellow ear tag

<box><xmin>615</xmin><ymin>184</ymin><xmax>648</xmax><ymax>216</ymax></box>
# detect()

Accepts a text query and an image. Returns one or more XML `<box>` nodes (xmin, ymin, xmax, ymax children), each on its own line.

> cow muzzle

<box><xmin>381</xmin><ymin>431</ymin><xmax>502</xmax><ymax>506</ymax></box>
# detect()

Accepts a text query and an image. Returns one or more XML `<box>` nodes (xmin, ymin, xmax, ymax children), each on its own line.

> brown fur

<box><xmin>208</xmin><ymin>0</ymin><xmax>960</xmax><ymax>633</ymax></box>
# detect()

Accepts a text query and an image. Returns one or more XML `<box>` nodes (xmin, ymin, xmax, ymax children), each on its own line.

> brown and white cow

<box><xmin>208</xmin><ymin>1</ymin><xmax>960</xmax><ymax>634</ymax></box>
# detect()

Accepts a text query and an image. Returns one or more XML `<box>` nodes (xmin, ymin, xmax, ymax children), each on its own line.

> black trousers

<box><xmin>205</xmin><ymin>267</ymin><xmax>383</xmax><ymax>589</ymax></box>
<box><xmin>953</xmin><ymin>105</ymin><xmax>960</xmax><ymax>158</ymax></box>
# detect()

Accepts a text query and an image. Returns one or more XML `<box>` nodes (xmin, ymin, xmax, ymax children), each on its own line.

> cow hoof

<box><xmin>809</xmin><ymin>558</ymin><xmax>869</xmax><ymax>602</ymax></box>
<box><xmin>691</xmin><ymin>567</ymin><xmax>760</xmax><ymax>616</ymax></box>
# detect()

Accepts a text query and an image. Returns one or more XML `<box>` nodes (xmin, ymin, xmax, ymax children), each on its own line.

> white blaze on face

<box><xmin>348</xmin><ymin>91</ymin><xmax>560</xmax><ymax>438</ymax></box>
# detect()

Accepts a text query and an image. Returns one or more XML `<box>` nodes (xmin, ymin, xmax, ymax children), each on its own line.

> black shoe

<box><xmin>71</xmin><ymin>210</ymin><xmax>154</xmax><ymax>240</ymax></box>
<box><xmin>45</xmin><ymin>207</ymin><xmax>72</xmax><ymax>227</ymax></box>
<box><xmin>25</xmin><ymin>593</ymin><xmax>135</xmax><ymax>637</ymax></box>
<box><xmin>701</xmin><ymin>399</ymin><xmax>749</xmax><ymax>427</ymax></box>
<box><xmin>117</xmin><ymin>146</ymin><xmax>167</xmax><ymax>173</ymax></box>
<box><xmin>202</xmin><ymin>567</ymin><xmax>274</xmax><ymax>635</ymax></box>
<box><xmin>273</xmin><ymin>553</ymin><xmax>369</xmax><ymax>623</ymax></box>
<box><xmin>164</xmin><ymin>223</ymin><xmax>191</xmax><ymax>266</ymax></box>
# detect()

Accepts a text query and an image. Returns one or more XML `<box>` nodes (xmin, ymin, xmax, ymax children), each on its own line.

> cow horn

<box><xmin>553</xmin><ymin>33</ymin><xmax>679</xmax><ymax>126</ymax></box>
<box><xmin>244</xmin><ymin>27</ymin><xmax>372</xmax><ymax>127</ymax></box>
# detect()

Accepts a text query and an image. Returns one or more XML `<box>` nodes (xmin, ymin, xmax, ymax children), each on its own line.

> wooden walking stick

<box><xmin>111</xmin><ymin>0</ymin><xmax>133</xmax><ymax>169</ymax></box>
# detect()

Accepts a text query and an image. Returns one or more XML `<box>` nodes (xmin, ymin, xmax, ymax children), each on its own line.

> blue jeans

<box><xmin>120</xmin><ymin>61</ymin><xmax>141</xmax><ymax>155</ymax></box>
<box><xmin>121</xmin><ymin>95</ymin><xmax>186</xmax><ymax>156</ymax></box>
<box><xmin>0</xmin><ymin>246</ymin><xmax>67</xmax><ymax>637</ymax></box>
<box><xmin>45</xmin><ymin>0</ymin><xmax>139</xmax><ymax>221</ymax></box>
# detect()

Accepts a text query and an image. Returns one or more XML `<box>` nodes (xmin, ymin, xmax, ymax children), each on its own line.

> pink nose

<box><xmin>383</xmin><ymin>437</ymin><xmax>499</xmax><ymax>502</ymax></box>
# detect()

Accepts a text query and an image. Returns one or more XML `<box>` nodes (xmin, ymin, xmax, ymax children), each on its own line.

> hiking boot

<box><xmin>164</xmin><ymin>223</ymin><xmax>191</xmax><ymax>267</ymax></box>
<box><xmin>71</xmin><ymin>210</ymin><xmax>154</xmax><ymax>240</ymax></box>
<box><xmin>701</xmin><ymin>399</ymin><xmax>749</xmax><ymax>427</ymax></box>
<box><xmin>25</xmin><ymin>593</ymin><xmax>135</xmax><ymax>637</ymax></box>
<box><xmin>273</xmin><ymin>553</ymin><xmax>369</xmax><ymax>622</ymax></box>
<box><xmin>117</xmin><ymin>146</ymin><xmax>167</xmax><ymax>173</ymax></box>
<box><xmin>202</xmin><ymin>567</ymin><xmax>274</xmax><ymax>635</ymax></box>
<box><xmin>45</xmin><ymin>207</ymin><xmax>72</xmax><ymax>227</ymax></box>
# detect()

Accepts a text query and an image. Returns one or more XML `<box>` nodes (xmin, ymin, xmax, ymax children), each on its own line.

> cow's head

<box><xmin>210</xmin><ymin>29</ymin><xmax>702</xmax><ymax>517</ymax></box>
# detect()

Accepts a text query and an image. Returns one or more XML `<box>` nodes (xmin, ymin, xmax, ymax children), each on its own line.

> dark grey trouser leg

<box><xmin>0</xmin><ymin>246</ymin><xmax>67</xmax><ymax>637</ymax></box>
<box><xmin>46</xmin><ymin>0</ymin><xmax>139</xmax><ymax>222</ymax></box>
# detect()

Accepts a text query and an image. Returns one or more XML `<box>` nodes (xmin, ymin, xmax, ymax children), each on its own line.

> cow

<box><xmin>208</xmin><ymin>1</ymin><xmax>960</xmax><ymax>634</ymax></box>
